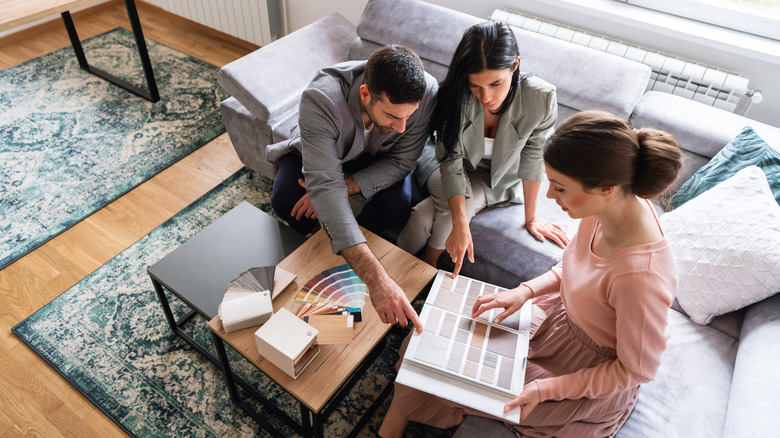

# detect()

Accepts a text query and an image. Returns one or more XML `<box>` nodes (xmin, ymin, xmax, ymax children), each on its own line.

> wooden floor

<box><xmin>0</xmin><ymin>1</ymin><xmax>257</xmax><ymax>435</ymax></box>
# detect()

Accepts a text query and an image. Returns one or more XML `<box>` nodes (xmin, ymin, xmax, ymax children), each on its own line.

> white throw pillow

<box><xmin>660</xmin><ymin>165</ymin><xmax>780</xmax><ymax>324</ymax></box>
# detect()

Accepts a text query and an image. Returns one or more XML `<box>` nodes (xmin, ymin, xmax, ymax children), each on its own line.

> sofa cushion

<box><xmin>615</xmin><ymin>309</ymin><xmax>737</xmax><ymax>437</ymax></box>
<box><xmin>452</xmin><ymin>415</ymin><xmax>514</xmax><ymax>438</ymax></box>
<box><xmin>438</xmin><ymin>252</ymin><xmax>526</xmax><ymax>290</ymax></box>
<box><xmin>723</xmin><ymin>293</ymin><xmax>780</xmax><ymax>438</ymax></box>
<box><xmin>454</xmin><ymin>309</ymin><xmax>738</xmax><ymax>437</ymax></box>
<box><xmin>218</xmin><ymin>13</ymin><xmax>356</xmax><ymax>122</ymax></box>
<box><xmin>672</xmin><ymin>126</ymin><xmax>780</xmax><ymax>208</ymax></box>
<box><xmin>676</xmin><ymin>300</ymin><xmax>743</xmax><ymax>340</ymax></box>
<box><xmin>671</xmin><ymin>149</ymin><xmax>711</xmax><ymax>194</ymax></box>
<box><xmin>660</xmin><ymin>166</ymin><xmax>780</xmax><ymax>325</ymax></box>
<box><xmin>467</xmin><ymin>179</ymin><xmax>579</xmax><ymax>284</ymax></box>
<box><xmin>631</xmin><ymin>91</ymin><xmax>780</xmax><ymax>160</ymax></box>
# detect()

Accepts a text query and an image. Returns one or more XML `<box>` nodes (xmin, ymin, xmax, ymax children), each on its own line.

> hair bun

<box><xmin>631</xmin><ymin>128</ymin><xmax>682</xmax><ymax>199</ymax></box>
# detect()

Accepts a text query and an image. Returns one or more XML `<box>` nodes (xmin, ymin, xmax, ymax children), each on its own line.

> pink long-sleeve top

<box><xmin>523</xmin><ymin>212</ymin><xmax>677</xmax><ymax>403</ymax></box>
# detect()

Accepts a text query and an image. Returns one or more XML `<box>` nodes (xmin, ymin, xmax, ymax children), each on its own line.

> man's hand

<box><xmin>341</xmin><ymin>242</ymin><xmax>423</xmax><ymax>333</ymax></box>
<box><xmin>291</xmin><ymin>178</ymin><xmax>317</xmax><ymax>221</ymax></box>
<box><xmin>344</xmin><ymin>175</ymin><xmax>361</xmax><ymax>196</ymax></box>
<box><xmin>368</xmin><ymin>276</ymin><xmax>422</xmax><ymax>332</ymax></box>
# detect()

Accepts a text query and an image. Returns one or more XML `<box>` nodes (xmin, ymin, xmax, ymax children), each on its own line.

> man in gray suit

<box><xmin>268</xmin><ymin>45</ymin><xmax>437</xmax><ymax>332</ymax></box>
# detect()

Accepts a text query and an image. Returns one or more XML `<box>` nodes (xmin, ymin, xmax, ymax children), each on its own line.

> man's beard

<box><xmin>362</xmin><ymin>101</ymin><xmax>394</xmax><ymax>133</ymax></box>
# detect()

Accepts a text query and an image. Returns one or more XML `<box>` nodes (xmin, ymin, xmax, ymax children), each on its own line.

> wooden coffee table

<box><xmin>208</xmin><ymin>227</ymin><xmax>437</xmax><ymax>438</ymax></box>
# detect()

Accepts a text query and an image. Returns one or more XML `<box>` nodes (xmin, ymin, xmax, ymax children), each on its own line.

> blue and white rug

<box><xmin>0</xmin><ymin>28</ymin><xmax>229</xmax><ymax>269</ymax></box>
<box><xmin>13</xmin><ymin>169</ymin><xmax>454</xmax><ymax>437</ymax></box>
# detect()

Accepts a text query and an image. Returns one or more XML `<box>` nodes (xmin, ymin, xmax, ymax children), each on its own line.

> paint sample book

<box><xmin>397</xmin><ymin>270</ymin><xmax>532</xmax><ymax>423</ymax></box>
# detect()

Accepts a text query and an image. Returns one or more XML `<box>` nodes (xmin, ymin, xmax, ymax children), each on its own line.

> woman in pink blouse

<box><xmin>378</xmin><ymin>110</ymin><xmax>683</xmax><ymax>437</ymax></box>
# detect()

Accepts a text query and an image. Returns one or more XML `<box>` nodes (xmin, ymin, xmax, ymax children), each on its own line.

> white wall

<box><xmin>285</xmin><ymin>0</ymin><xmax>367</xmax><ymax>32</ymax></box>
<box><xmin>284</xmin><ymin>0</ymin><xmax>780</xmax><ymax>128</ymax></box>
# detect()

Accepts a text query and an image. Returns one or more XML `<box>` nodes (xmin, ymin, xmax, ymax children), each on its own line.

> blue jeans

<box><xmin>271</xmin><ymin>153</ymin><xmax>412</xmax><ymax>238</ymax></box>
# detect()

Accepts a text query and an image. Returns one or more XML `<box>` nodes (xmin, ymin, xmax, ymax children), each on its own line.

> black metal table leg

<box><xmin>312</xmin><ymin>410</ymin><xmax>325</xmax><ymax>438</ymax></box>
<box><xmin>154</xmin><ymin>275</ymin><xmax>403</xmax><ymax>437</ymax></box>
<box><xmin>150</xmin><ymin>273</ymin><xmax>306</xmax><ymax>435</ymax></box>
<box><xmin>151</xmin><ymin>277</ymin><xmax>183</xmax><ymax>331</ymax></box>
<box><xmin>150</xmin><ymin>276</ymin><xmax>213</xmax><ymax>362</ymax></box>
<box><xmin>346</xmin><ymin>379</ymin><xmax>394</xmax><ymax>438</ymax></box>
<box><xmin>211</xmin><ymin>332</ymin><xmax>241</xmax><ymax>402</ymax></box>
<box><xmin>123</xmin><ymin>0</ymin><xmax>158</xmax><ymax>100</ymax></box>
<box><xmin>211</xmin><ymin>333</ymin><xmax>286</xmax><ymax>438</ymax></box>
<box><xmin>60</xmin><ymin>0</ymin><xmax>159</xmax><ymax>101</ymax></box>
<box><xmin>300</xmin><ymin>402</ymin><xmax>314</xmax><ymax>437</ymax></box>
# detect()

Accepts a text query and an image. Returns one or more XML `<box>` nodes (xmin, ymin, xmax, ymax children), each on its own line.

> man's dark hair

<box><xmin>364</xmin><ymin>45</ymin><xmax>426</xmax><ymax>104</ymax></box>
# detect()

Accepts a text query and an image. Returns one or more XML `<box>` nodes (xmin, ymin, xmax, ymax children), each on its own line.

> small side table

<box><xmin>147</xmin><ymin>201</ymin><xmax>306</xmax><ymax>434</ymax></box>
<box><xmin>148</xmin><ymin>201</ymin><xmax>305</xmax><ymax>362</ymax></box>
<box><xmin>208</xmin><ymin>228</ymin><xmax>438</xmax><ymax>437</ymax></box>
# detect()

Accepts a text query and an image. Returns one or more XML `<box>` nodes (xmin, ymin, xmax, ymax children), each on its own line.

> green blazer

<box><xmin>418</xmin><ymin>74</ymin><xmax>557</xmax><ymax>207</ymax></box>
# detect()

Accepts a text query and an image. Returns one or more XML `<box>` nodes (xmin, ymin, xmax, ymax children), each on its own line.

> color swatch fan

<box><xmin>292</xmin><ymin>264</ymin><xmax>369</xmax><ymax>317</ymax></box>
<box><xmin>227</xmin><ymin>266</ymin><xmax>275</xmax><ymax>293</ymax></box>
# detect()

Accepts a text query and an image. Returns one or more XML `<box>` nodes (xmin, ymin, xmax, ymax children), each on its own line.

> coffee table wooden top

<box><xmin>0</xmin><ymin>0</ymin><xmax>100</xmax><ymax>32</ymax></box>
<box><xmin>207</xmin><ymin>227</ymin><xmax>437</xmax><ymax>412</ymax></box>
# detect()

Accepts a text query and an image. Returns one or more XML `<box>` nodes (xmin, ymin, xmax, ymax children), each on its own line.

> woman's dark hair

<box><xmin>432</xmin><ymin>21</ymin><xmax>520</xmax><ymax>157</ymax></box>
<box><xmin>544</xmin><ymin>110</ymin><xmax>683</xmax><ymax>199</ymax></box>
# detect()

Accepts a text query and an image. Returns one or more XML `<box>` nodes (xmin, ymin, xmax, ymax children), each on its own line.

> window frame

<box><xmin>623</xmin><ymin>0</ymin><xmax>780</xmax><ymax>41</ymax></box>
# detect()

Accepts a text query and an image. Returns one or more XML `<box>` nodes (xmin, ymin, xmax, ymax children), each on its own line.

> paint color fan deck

<box><xmin>292</xmin><ymin>264</ymin><xmax>368</xmax><ymax>319</ymax></box>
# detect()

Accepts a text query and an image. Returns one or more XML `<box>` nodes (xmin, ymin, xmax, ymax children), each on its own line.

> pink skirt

<box><xmin>393</xmin><ymin>294</ymin><xmax>639</xmax><ymax>438</ymax></box>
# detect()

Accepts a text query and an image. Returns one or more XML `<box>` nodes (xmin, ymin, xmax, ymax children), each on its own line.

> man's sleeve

<box><xmin>299</xmin><ymin>87</ymin><xmax>365</xmax><ymax>254</ymax></box>
<box><xmin>350</xmin><ymin>75</ymin><xmax>438</xmax><ymax>198</ymax></box>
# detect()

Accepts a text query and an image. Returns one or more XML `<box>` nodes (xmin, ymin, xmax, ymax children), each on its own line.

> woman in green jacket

<box><xmin>397</xmin><ymin>21</ymin><xmax>568</xmax><ymax>275</ymax></box>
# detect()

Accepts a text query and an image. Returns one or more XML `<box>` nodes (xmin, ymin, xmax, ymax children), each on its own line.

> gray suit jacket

<box><xmin>418</xmin><ymin>74</ymin><xmax>556</xmax><ymax>206</ymax></box>
<box><xmin>266</xmin><ymin>61</ymin><xmax>438</xmax><ymax>253</ymax></box>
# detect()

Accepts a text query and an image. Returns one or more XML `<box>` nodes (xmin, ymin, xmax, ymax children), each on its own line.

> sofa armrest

<box><xmin>217</xmin><ymin>13</ymin><xmax>357</xmax><ymax>122</ymax></box>
<box><xmin>723</xmin><ymin>293</ymin><xmax>780</xmax><ymax>438</ymax></box>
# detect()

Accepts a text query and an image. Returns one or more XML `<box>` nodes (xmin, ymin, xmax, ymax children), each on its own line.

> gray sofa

<box><xmin>216</xmin><ymin>0</ymin><xmax>780</xmax><ymax>436</ymax></box>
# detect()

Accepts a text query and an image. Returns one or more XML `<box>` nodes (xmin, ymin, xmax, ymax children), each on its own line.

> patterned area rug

<box><xmin>0</xmin><ymin>28</ymin><xmax>228</xmax><ymax>269</ymax></box>
<box><xmin>13</xmin><ymin>169</ymin><xmax>454</xmax><ymax>437</ymax></box>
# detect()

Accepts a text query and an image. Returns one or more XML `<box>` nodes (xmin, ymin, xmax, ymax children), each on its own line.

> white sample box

<box><xmin>255</xmin><ymin>308</ymin><xmax>320</xmax><ymax>378</ymax></box>
<box><xmin>220</xmin><ymin>290</ymin><xmax>273</xmax><ymax>333</ymax></box>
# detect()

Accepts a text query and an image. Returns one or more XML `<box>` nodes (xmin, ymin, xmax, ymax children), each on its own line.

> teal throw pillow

<box><xmin>671</xmin><ymin>126</ymin><xmax>780</xmax><ymax>208</ymax></box>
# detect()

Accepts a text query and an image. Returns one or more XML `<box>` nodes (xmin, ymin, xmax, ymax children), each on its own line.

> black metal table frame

<box><xmin>149</xmin><ymin>273</ymin><xmax>300</xmax><ymax>435</ymax></box>
<box><xmin>152</xmin><ymin>272</ymin><xmax>394</xmax><ymax>437</ymax></box>
<box><xmin>61</xmin><ymin>0</ymin><xmax>159</xmax><ymax>102</ymax></box>
<box><xmin>211</xmin><ymin>330</ymin><xmax>394</xmax><ymax>438</ymax></box>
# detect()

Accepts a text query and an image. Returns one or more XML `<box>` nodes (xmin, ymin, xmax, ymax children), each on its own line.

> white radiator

<box><xmin>491</xmin><ymin>9</ymin><xmax>761</xmax><ymax>115</ymax></box>
<box><xmin>160</xmin><ymin>0</ymin><xmax>283</xmax><ymax>46</ymax></box>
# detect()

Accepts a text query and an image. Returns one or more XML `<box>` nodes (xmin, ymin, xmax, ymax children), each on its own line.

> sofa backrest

<box><xmin>349</xmin><ymin>0</ymin><xmax>651</xmax><ymax>121</ymax></box>
<box><xmin>631</xmin><ymin>91</ymin><xmax>780</xmax><ymax>189</ymax></box>
<box><xmin>348</xmin><ymin>0</ymin><xmax>480</xmax><ymax>81</ymax></box>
